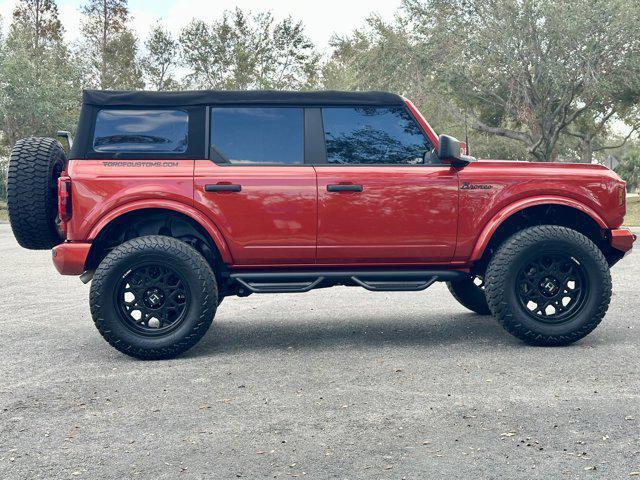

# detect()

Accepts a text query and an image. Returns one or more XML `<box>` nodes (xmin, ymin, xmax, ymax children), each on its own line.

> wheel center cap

<box><xmin>144</xmin><ymin>288</ymin><xmax>165</xmax><ymax>308</ymax></box>
<box><xmin>539</xmin><ymin>276</ymin><xmax>559</xmax><ymax>297</ymax></box>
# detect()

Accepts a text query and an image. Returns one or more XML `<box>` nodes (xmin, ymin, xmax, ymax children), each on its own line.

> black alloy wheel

<box><xmin>116</xmin><ymin>263</ymin><xmax>190</xmax><ymax>336</ymax></box>
<box><xmin>515</xmin><ymin>253</ymin><xmax>588</xmax><ymax>323</ymax></box>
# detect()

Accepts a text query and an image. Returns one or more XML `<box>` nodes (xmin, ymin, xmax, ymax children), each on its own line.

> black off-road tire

<box><xmin>7</xmin><ymin>137</ymin><xmax>66</xmax><ymax>249</ymax></box>
<box><xmin>90</xmin><ymin>236</ymin><xmax>217</xmax><ymax>360</ymax></box>
<box><xmin>447</xmin><ymin>276</ymin><xmax>491</xmax><ymax>315</ymax></box>
<box><xmin>485</xmin><ymin>225</ymin><xmax>611</xmax><ymax>346</ymax></box>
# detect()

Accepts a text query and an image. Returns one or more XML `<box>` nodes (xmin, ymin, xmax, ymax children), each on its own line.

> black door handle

<box><xmin>327</xmin><ymin>184</ymin><xmax>363</xmax><ymax>192</ymax></box>
<box><xmin>205</xmin><ymin>184</ymin><xmax>242</xmax><ymax>192</ymax></box>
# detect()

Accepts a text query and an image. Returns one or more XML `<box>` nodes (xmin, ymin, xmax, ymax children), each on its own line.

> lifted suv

<box><xmin>7</xmin><ymin>90</ymin><xmax>636</xmax><ymax>359</ymax></box>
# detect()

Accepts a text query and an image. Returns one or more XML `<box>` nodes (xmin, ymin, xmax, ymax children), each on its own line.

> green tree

<box><xmin>615</xmin><ymin>149</ymin><xmax>640</xmax><ymax>191</ymax></box>
<box><xmin>11</xmin><ymin>0</ymin><xmax>62</xmax><ymax>51</ymax></box>
<box><xmin>0</xmin><ymin>1</ymin><xmax>80</xmax><ymax>148</ymax></box>
<box><xmin>142</xmin><ymin>23</ymin><xmax>179</xmax><ymax>91</ymax></box>
<box><xmin>179</xmin><ymin>8</ymin><xmax>319</xmax><ymax>90</ymax></box>
<box><xmin>80</xmin><ymin>0</ymin><xmax>143</xmax><ymax>89</ymax></box>
<box><xmin>401</xmin><ymin>0</ymin><xmax>640</xmax><ymax>162</ymax></box>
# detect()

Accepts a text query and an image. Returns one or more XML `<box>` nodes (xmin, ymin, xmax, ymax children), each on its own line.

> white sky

<box><xmin>0</xmin><ymin>0</ymin><xmax>403</xmax><ymax>53</ymax></box>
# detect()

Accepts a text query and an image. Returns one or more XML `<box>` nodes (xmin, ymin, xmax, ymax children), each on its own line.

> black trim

<box><xmin>83</xmin><ymin>89</ymin><xmax>405</xmax><ymax>108</ymax></box>
<box><xmin>327</xmin><ymin>184</ymin><xmax>363</xmax><ymax>192</ymax></box>
<box><xmin>204</xmin><ymin>184</ymin><xmax>242</xmax><ymax>192</ymax></box>
<box><xmin>304</xmin><ymin>108</ymin><xmax>327</xmax><ymax>164</ymax></box>
<box><xmin>230</xmin><ymin>270</ymin><xmax>466</xmax><ymax>294</ymax></box>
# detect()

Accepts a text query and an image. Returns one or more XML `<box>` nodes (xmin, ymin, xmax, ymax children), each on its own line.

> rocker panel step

<box><xmin>230</xmin><ymin>270</ymin><xmax>466</xmax><ymax>294</ymax></box>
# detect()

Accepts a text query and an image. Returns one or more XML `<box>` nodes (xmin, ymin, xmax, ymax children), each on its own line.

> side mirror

<box><xmin>438</xmin><ymin>134</ymin><xmax>469</xmax><ymax>167</ymax></box>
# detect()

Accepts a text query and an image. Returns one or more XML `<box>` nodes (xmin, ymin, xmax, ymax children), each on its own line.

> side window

<box><xmin>322</xmin><ymin>107</ymin><xmax>433</xmax><ymax>165</ymax></box>
<box><xmin>93</xmin><ymin>109</ymin><xmax>188</xmax><ymax>153</ymax></box>
<box><xmin>210</xmin><ymin>107</ymin><xmax>303</xmax><ymax>165</ymax></box>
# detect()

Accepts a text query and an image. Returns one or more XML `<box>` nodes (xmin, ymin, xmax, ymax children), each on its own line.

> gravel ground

<box><xmin>0</xmin><ymin>224</ymin><xmax>638</xmax><ymax>479</ymax></box>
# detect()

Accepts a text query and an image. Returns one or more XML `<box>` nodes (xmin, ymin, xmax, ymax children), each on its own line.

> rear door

<box><xmin>314</xmin><ymin>106</ymin><xmax>458</xmax><ymax>264</ymax></box>
<box><xmin>194</xmin><ymin>106</ymin><xmax>317</xmax><ymax>266</ymax></box>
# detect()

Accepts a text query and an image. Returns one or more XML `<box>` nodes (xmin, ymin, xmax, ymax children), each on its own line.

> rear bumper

<box><xmin>610</xmin><ymin>228</ymin><xmax>636</xmax><ymax>255</ymax></box>
<box><xmin>52</xmin><ymin>242</ymin><xmax>91</xmax><ymax>275</ymax></box>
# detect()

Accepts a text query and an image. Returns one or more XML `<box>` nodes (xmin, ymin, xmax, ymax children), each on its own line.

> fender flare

<box><xmin>469</xmin><ymin>195</ymin><xmax>607</xmax><ymax>262</ymax></box>
<box><xmin>86</xmin><ymin>199</ymin><xmax>233</xmax><ymax>264</ymax></box>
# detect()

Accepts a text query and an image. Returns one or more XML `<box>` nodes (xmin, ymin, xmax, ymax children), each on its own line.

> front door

<box><xmin>315</xmin><ymin>106</ymin><xmax>458</xmax><ymax>264</ymax></box>
<box><xmin>194</xmin><ymin>106</ymin><xmax>316</xmax><ymax>266</ymax></box>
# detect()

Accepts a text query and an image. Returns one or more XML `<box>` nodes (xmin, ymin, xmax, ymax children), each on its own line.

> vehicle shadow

<box><xmin>188</xmin><ymin>311</ymin><xmax>522</xmax><ymax>358</ymax></box>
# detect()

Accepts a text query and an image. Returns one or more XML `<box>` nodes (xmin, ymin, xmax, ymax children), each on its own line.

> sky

<box><xmin>0</xmin><ymin>0</ymin><xmax>403</xmax><ymax>52</ymax></box>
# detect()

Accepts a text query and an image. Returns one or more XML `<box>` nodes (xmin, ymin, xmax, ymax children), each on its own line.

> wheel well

<box><xmin>85</xmin><ymin>209</ymin><xmax>229</xmax><ymax>286</ymax></box>
<box><xmin>475</xmin><ymin>204</ymin><xmax>611</xmax><ymax>274</ymax></box>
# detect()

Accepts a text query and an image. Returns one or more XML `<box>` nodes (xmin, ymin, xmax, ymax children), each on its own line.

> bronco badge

<box><xmin>461</xmin><ymin>182</ymin><xmax>493</xmax><ymax>190</ymax></box>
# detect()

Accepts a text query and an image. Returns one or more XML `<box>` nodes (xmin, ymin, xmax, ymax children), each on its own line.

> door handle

<box><xmin>327</xmin><ymin>184</ymin><xmax>363</xmax><ymax>192</ymax></box>
<box><xmin>205</xmin><ymin>183</ymin><xmax>242</xmax><ymax>192</ymax></box>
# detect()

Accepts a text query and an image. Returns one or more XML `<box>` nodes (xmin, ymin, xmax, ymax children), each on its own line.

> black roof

<box><xmin>82</xmin><ymin>89</ymin><xmax>405</xmax><ymax>107</ymax></box>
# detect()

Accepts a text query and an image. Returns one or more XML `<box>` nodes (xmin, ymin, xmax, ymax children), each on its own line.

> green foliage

<box><xmin>80</xmin><ymin>0</ymin><xmax>143</xmax><ymax>89</ymax></box>
<box><xmin>142</xmin><ymin>23</ymin><xmax>179</xmax><ymax>91</ymax></box>
<box><xmin>0</xmin><ymin>1</ymin><xmax>81</xmax><ymax>148</ymax></box>
<box><xmin>404</xmin><ymin>0</ymin><xmax>640</xmax><ymax>162</ymax></box>
<box><xmin>615</xmin><ymin>149</ymin><xmax>640</xmax><ymax>191</ymax></box>
<box><xmin>179</xmin><ymin>8</ymin><xmax>319</xmax><ymax>90</ymax></box>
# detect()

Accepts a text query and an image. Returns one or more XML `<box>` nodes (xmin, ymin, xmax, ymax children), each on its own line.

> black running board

<box><xmin>230</xmin><ymin>270</ymin><xmax>466</xmax><ymax>294</ymax></box>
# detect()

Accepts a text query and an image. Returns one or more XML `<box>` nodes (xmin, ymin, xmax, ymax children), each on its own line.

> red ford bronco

<box><xmin>6</xmin><ymin>90</ymin><xmax>636</xmax><ymax>359</ymax></box>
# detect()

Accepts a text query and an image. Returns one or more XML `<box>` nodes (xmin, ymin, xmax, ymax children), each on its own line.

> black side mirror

<box><xmin>438</xmin><ymin>134</ymin><xmax>470</xmax><ymax>167</ymax></box>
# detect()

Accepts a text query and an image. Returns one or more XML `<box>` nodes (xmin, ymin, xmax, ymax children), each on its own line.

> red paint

<box><xmin>56</xmin><ymin>101</ymin><xmax>632</xmax><ymax>275</ymax></box>
<box><xmin>194</xmin><ymin>161</ymin><xmax>317</xmax><ymax>265</ymax></box>
<box><xmin>610</xmin><ymin>228</ymin><xmax>636</xmax><ymax>254</ymax></box>
<box><xmin>315</xmin><ymin>165</ymin><xmax>458</xmax><ymax>263</ymax></box>
<box><xmin>52</xmin><ymin>242</ymin><xmax>91</xmax><ymax>275</ymax></box>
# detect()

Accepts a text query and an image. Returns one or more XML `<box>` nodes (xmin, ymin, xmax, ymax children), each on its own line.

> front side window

<box><xmin>93</xmin><ymin>109</ymin><xmax>188</xmax><ymax>153</ymax></box>
<box><xmin>211</xmin><ymin>107</ymin><xmax>303</xmax><ymax>165</ymax></box>
<box><xmin>322</xmin><ymin>107</ymin><xmax>432</xmax><ymax>165</ymax></box>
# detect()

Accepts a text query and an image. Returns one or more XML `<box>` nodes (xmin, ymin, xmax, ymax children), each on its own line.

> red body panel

<box><xmin>65</xmin><ymin>160</ymin><xmax>195</xmax><ymax>242</ymax></box>
<box><xmin>55</xmin><ymin>101</ymin><xmax>632</xmax><ymax>275</ymax></box>
<box><xmin>455</xmin><ymin>161</ymin><xmax>625</xmax><ymax>261</ymax></box>
<box><xmin>52</xmin><ymin>242</ymin><xmax>91</xmax><ymax>275</ymax></box>
<box><xmin>315</xmin><ymin>165</ymin><xmax>458</xmax><ymax>263</ymax></box>
<box><xmin>193</xmin><ymin>161</ymin><xmax>317</xmax><ymax>265</ymax></box>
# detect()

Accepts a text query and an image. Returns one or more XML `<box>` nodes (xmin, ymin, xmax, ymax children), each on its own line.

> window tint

<box><xmin>93</xmin><ymin>109</ymin><xmax>188</xmax><ymax>153</ymax></box>
<box><xmin>322</xmin><ymin>107</ymin><xmax>432</xmax><ymax>165</ymax></box>
<box><xmin>211</xmin><ymin>107</ymin><xmax>303</xmax><ymax>165</ymax></box>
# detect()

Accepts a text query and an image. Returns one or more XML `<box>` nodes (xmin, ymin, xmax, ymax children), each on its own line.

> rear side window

<box><xmin>93</xmin><ymin>109</ymin><xmax>188</xmax><ymax>153</ymax></box>
<box><xmin>210</xmin><ymin>107</ymin><xmax>303</xmax><ymax>164</ymax></box>
<box><xmin>322</xmin><ymin>107</ymin><xmax>432</xmax><ymax>165</ymax></box>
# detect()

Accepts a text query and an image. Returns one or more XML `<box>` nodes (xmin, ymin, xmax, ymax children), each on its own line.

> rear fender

<box><xmin>469</xmin><ymin>196</ymin><xmax>607</xmax><ymax>262</ymax></box>
<box><xmin>87</xmin><ymin>199</ymin><xmax>233</xmax><ymax>264</ymax></box>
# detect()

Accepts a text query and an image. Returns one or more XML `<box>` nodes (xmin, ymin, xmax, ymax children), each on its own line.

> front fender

<box><xmin>469</xmin><ymin>195</ymin><xmax>607</xmax><ymax>262</ymax></box>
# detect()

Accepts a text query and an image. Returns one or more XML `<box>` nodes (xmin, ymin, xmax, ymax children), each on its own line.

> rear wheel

<box><xmin>485</xmin><ymin>225</ymin><xmax>611</xmax><ymax>346</ymax></box>
<box><xmin>7</xmin><ymin>137</ymin><xmax>66</xmax><ymax>249</ymax></box>
<box><xmin>447</xmin><ymin>276</ymin><xmax>491</xmax><ymax>315</ymax></box>
<box><xmin>90</xmin><ymin>236</ymin><xmax>217</xmax><ymax>360</ymax></box>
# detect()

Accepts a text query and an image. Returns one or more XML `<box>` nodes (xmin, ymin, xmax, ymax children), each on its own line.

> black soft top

<box><xmin>82</xmin><ymin>89</ymin><xmax>405</xmax><ymax>107</ymax></box>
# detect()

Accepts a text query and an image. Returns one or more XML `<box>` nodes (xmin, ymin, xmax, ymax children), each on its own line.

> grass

<box><xmin>0</xmin><ymin>200</ymin><xmax>6</xmax><ymax>222</ymax></box>
<box><xmin>624</xmin><ymin>195</ymin><xmax>640</xmax><ymax>227</ymax></box>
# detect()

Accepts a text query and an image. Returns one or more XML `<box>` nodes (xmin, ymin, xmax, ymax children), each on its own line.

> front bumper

<box><xmin>52</xmin><ymin>242</ymin><xmax>91</xmax><ymax>275</ymax></box>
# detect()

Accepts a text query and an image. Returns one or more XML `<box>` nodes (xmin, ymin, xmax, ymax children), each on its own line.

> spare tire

<box><xmin>7</xmin><ymin>137</ymin><xmax>67</xmax><ymax>250</ymax></box>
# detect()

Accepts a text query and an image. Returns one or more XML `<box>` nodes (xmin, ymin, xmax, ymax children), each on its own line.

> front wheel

<box><xmin>90</xmin><ymin>236</ymin><xmax>217</xmax><ymax>359</ymax></box>
<box><xmin>484</xmin><ymin>226</ymin><xmax>611</xmax><ymax>346</ymax></box>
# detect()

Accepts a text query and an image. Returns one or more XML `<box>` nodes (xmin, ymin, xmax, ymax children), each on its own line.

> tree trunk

<box><xmin>580</xmin><ymin>136</ymin><xmax>593</xmax><ymax>163</ymax></box>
